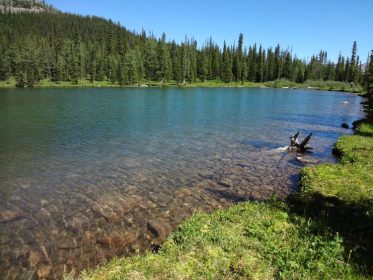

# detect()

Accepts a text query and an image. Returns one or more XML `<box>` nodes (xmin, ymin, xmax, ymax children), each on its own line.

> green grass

<box><xmin>80</xmin><ymin>202</ymin><xmax>360</xmax><ymax>280</ymax></box>
<box><xmin>263</xmin><ymin>79</ymin><xmax>364</xmax><ymax>94</ymax></box>
<box><xmin>77</xmin><ymin>122</ymin><xmax>373</xmax><ymax>280</ymax></box>
<box><xmin>0</xmin><ymin>78</ymin><xmax>365</xmax><ymax>94</ymax></box>
<box><xmin>302</xmin><ymin>80</ymin><xmax>365</xmax><ymax>94</ymax></box>
<box><xmin>0</xmin><ymin>78</ymin><xmax>17</xmax><ymax>88</ymax></box>
<box><xmin>294</xmin><ymin>121</ymin><xmax>373</xmax><ymax>275</ymax></box>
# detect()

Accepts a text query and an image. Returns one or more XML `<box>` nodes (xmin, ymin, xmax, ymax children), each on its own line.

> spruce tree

<box><xmin>221</xmin><ymin>42</ymin><xmax>233</xmax><ymax>83</ymax></box>
<box><xmin>348</xmin><ymin>41</ymin><xmax>357</xmax><ymax>83</ymax></box>
<box><xmin>233</xmin><ymin>33</ymin><xmax>243</xmax><ymax>82</ymax></box>
<box><xmin>157</xmin><ymin>33</ymin><xmax>171</xmax><ymax>82</ymax></box>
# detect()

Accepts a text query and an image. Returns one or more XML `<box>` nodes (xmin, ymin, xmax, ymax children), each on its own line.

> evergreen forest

<box><xmin>0</xmin><ymin>10</ymin><xmax>370</xmax><ymax>87</ymax></box>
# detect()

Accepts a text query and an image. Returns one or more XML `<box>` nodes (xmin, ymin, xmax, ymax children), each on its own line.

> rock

<box><xmin>341</xmin><ymin>123</ymin><xmax>349</xmax><ymax>129</ymax></box>
<box><xmin>40</xmin><ymin>199</ymin><xmax>48</xmax><ymax>207</ymax></box>
<box><xmin>96</xmin><ymin>235</ymin><xmax>110</xmax><ymax>246</ymax></box>
<box><xmin>64</xmin><ymin>213</ymin><xmax>90</xmax><ymax>231</ymax></box>
<box><xmin>198</xmin><ymin>170</ymin><xmax>214</xmax><ymax>179</ymax></box>
<box><xmin>28</xmin><ymin>250</ymin><xmax>43</xmax><ymax>267</ymax></box>
<box><xmin>100</xmin><ymin>210</ymin><xmax>119</xmax><ymax>223</ymax></box>
<box><xmin>161</xmin><ymin>210</ymin><xmax>171</xmax><ymax>218</ymax></box>
<box><xmin>57</xmin><ymin>236</ymin><xmax>79</xmax><ymax>249</ymax></box>
<box><xmin>146</xmin><ymin>218</ymin><xmax>172</xmax><ymax>241</ymax></box>
<box><xmin>37</xmin><ymin>264</ymin><xmax>52</xmax><ymax>279</ymax></box>
<box><xmin>0</xmin><ymin>210</ymin><xmax>25</xmax><ymax>223</ymax></box>
<box><xmin>217</xmin><ymin>178</ymin><xmax>234</xmax><ymax>188</ymax></box>
<box><xmin>33</xmin><ymin>208</ymin><xmax>52</xmax><ymax>224</ymax></box>
<box><xmin>296</xmin><ymin>156</ymin><xmax>318</xmax><ymax>164</ymax></box>
<box><xmin>123</xmin><ymin>230</ymin><xmax>139</xmax><ymax>246</ymax></box>
<box><xmin>149</xmin><ymin>195</ymin><xmax>159</xmax><ymax>203</ymax></box>
<box><xmin>97</xmin><ymin>230</ymin><xmax>139</xmax><ymax>248</ymax></box>
<box><xmin>174</xmin><ymin>188</ymin><xmax>193</xmax><ymax>197</ymax></box>
<box><xmin>91</xmin><ymin>204</ymin><xmax>119</xmax><ymax>223</ymax></box>
<box><xmin>124</xmin><ymin>214</ymin><xmax>134</xmax><ymax>225</ymax></box>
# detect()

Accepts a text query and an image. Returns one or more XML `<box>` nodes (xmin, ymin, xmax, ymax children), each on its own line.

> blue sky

<box><xmin>48</xmin><ymin>0</ymin><xmax>373</xmax><ymax>62</ymax></box>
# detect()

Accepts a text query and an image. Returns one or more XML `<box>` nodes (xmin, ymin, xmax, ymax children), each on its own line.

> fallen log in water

<box><xmin>288</xmin><ymin>130</ymin><xmax>312</xmax><ymax>152</ymax></box>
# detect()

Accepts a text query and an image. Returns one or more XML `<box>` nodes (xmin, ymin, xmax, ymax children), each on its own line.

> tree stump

<box><xmin>288</xmin><ymin>130</ymin><xmax>312</xmax><ymax>152</ymax></box>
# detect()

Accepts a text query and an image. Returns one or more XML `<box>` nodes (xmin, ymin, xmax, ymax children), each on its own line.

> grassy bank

<box><xmin>0</xmin><ymin>78</ymin><xmax>364</xmax><ymax>94</ymax></box>
<box><xmin>77</xmin><ymin>121</ymin><xmax>373</xmax><ymax>280</ymax></box>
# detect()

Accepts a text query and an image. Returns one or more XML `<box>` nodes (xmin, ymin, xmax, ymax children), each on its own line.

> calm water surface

<box><xmin>0</xmin><ymin>88</ymin><xmax>363</xmax><ymax>278</ymax></box>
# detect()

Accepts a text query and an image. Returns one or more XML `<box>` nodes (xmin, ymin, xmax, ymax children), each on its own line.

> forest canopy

<box><xmin>0</xmin><ymin>10</ymin><xmax>369</xmax><ymax>87</ymax></box>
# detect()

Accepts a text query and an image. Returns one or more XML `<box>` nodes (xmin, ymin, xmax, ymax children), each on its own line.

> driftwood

<box><xmin>288</xmin><ymin>130</ymin><xmax>312</xmax><ymax>152</ymax></box>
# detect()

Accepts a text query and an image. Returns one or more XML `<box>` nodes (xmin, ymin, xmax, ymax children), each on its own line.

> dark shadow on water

<box><xmin>287</xmin><ymin>173</ymin><xmax>300</xmax><ymax>192</ymax></box>
<box><xmin>287</xmin><ymin>192</ymin><xmax>373</xmax><ymax>276</ymax></box>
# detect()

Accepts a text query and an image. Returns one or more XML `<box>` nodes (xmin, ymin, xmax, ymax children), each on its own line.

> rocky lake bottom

<box><xmin>0</xmin><ymin>88</ymin><xmax>364</xmax><ymax>279</ymax></box>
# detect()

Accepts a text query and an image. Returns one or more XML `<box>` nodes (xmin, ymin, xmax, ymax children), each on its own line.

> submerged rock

<box><xmin>56</xmin><ymin>236</ymin><xmax>79</xmax><ymax>249</ymax></box>
<box><xmin>217</xmin><ymin>178</ymin><xmax>234</xmax><ymax>188</ymax></box>
<box><xmin>37</xmin><ymin>264</ymin><xmax>52</xmax><ymax>279</ymax></box>
<box><xmin>0</xmin><ymin>210</ymin><xmax>26</xmax><ymax>223</ymax></box>
<box><xmin>97</xmin><ymin>230</ymin><xmax>139</xmax><ymax>249</ymax></box>
<box><xmin>64</xmin><ymin>213</ymin><xmax>90</xmax><ymax>231</ymax></box>
<box><xmin>295</xmin><ymin>156</ymin><xmax>318</xmax><ymax>164</ymax></box>
<box><xmin>28</xmin><ymin>250</ymin><xmax>44</xmax><ymax>267</ymax></box>
<box><xmin>146</xmin><ymin>218</ymin><xmax>172</xmax><ymax>241</ymax></box>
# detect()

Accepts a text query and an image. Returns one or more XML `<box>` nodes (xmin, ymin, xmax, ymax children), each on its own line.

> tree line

<box><xmin>0</xmin><ymin>11</ymin><xmax>370</xmax><ymax>87</ymax></box>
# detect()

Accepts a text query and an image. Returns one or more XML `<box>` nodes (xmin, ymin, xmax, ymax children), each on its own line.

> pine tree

<box><xmin>189</xmin><ymin>39</ymin><xmax>197</xmax><ymax>82</ymax></box>
<box><xmin>247</xmin><ymin>45</ymin><xmax>257</xmax><ymax>82</ymax></box>
<box><xmin>197</xmin><ymin>51</ymin><xmax>208</xmax><ymax>82</ymax></box>
<box><xmin>256</xmin><ymin>45</ymin><xmax>264</xmax><ymax>82</ymax></box>
<box><xmin>283</xmin><ymin>51</ymin><xmax>292</xmax><ymax>80</ymax></box>
<box><xmin>363</xmin><ymin>50</ymin><xmax>373</xmax><ymax>118</ymax></box>
<box><xmin>348</xmin><ymin>41</ymin><xmax>357</xmax><ymax>83</ymax></box>
<box><xmin>157</xmin><ymin>33</ymin><xmax>171</xmax><ymax>82</ymax></box>
<box><xmin>344</xmin><ymin>58</ymin><xmax>350</xmax><ymax>82</ymax></box>
<box><xmin>274</xmin><ymin>44</ymin><xmax>281</xmax><ymax>79</ymax></box>
<box><xmin>170</xmin><ymin>41</ymin><xmax>183</xmax><ymax>83</ymax></box>
<box><xmin>144</xmin><ymin>40</ymin><xmax>158</xmax><ymax>81</ymax></box>
<box><xmin>233</xmin><ymin>33</ymin><xmax>243</xmax><ymax>82</ymax></box>
<box><xmin>116</xmin><ymin>58</ymin><xmax>125</xmax><ymax>85</ymax></box>
<box><xmin>89</xmin><ymin>51</ymin><xmax>96</xmax><ymax>82</ymax></box>
<box><xmin>0</xmin><ymin>47</ymin><xmax>10</xmax><ymax>80</ymax></box>
<box><xmin>221</xmin><ymin>42</ymin><xmax>233</xmax><ymax>83</ymax></box>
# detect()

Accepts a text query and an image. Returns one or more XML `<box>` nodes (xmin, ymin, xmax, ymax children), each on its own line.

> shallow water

<box><xmin>0</xmin><ymin>88</ymin><xmax>363</xmax><ymax>278</ymax></box>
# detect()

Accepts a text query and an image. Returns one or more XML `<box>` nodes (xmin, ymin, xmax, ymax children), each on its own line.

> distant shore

<box><xmin>0</xmin><ymin>78</ymin><xmax>364</xmax><ymax>94</ymax></box>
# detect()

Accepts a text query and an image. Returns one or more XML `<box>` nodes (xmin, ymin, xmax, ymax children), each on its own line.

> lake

<box><xmin>0</xmin><ymin>87</ymin><xmax>364</xmax><ymax>278</ymax></box>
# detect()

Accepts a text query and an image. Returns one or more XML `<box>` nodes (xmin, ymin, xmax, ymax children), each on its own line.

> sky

<box><xmin>47</xmin><ymin>0</ymin><xmax>373</xmax><ymax>63</ymax></box>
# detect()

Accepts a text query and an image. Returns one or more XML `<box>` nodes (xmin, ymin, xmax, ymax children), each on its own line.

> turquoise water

<box><xmin>0</xmin><ymin>88</ymin><xmax>363</xmax><ymax>278</ymax></box>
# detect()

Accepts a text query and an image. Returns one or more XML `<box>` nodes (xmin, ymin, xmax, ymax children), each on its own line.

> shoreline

<box><xmin>0</xmin><ymin>79</ymin><xmax>364</xmax><ymax>94</ymax></box>
<box><xmin>79</xmin><ymin>120</ymin><xmax>373</xmax><ymax>279</ymax></box>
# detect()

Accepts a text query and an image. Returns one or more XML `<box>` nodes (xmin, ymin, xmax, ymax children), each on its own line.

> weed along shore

<box><xmin>76</xmin><ymin>121</ymin><xmax>373</xmax><ymax>279</ymax></box>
